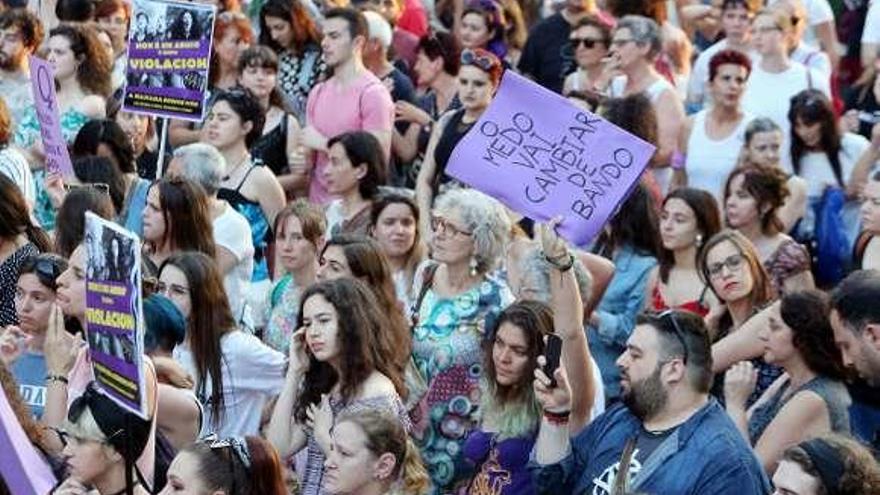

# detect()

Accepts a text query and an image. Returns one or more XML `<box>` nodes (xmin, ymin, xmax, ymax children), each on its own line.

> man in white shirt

<box><xmin>167</xmin><ymin>143</ymin><xmax>255</xmax><ymax>325</ymax></box>
<box><xmin>0</xmin><ymin>9</ymin><xmax>42</xmax><ymax>130</ymax></box>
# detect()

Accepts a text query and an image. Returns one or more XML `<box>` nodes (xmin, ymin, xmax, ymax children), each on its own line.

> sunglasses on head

<box><xmin>64</xmin><ymin>183</ymin><xmax>110</xmax><ymax>194</ymax></box>
<box><xmin>653</xmin><ymin>310</ymin><xmax>689</xmax><ymax>364</ymax></box>
<box><xmin>461</xmin><ymin>48</ymin><xmax>495</xmax><ymax>72</ymax></box>
<box><xmin>25</xmin><ymin>255</ymin><xmax>65</xmax><ymax>289</ymax></box>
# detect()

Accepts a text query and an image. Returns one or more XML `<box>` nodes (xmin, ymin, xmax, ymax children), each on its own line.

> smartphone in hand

<box><xmin>543</xmin><ymin>334</ymin><xmax>563</xmax><ymax>388</ymax></box>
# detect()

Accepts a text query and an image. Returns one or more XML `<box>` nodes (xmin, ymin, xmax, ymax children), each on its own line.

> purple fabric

<box><xmin>462</xmin><ymin>429</ymin><xmax>536</xmax><ymax>495</ymax></box>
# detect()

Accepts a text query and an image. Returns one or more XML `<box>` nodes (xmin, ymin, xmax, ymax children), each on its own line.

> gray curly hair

<box><xmin>433</xmin><ymin>189</ymin><xmax>511</xmax><ymax>274</ymax></box>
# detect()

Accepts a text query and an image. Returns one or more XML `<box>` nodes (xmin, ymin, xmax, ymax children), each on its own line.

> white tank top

<box><xmin>685</xmin><ymin>110</ymin><xmax>751</xmax><ymax>203</ymax></box>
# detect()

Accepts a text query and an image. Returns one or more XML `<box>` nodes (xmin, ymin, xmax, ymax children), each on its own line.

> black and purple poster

<box><xmin>84</xmin><ymin>212</ymin><xmax>148</xmax><ymax>418</ymax></box>
<box><xmin>123</xmin><ymin>0</ymin><xmax>216</xmax><ymax>121</ymax></box>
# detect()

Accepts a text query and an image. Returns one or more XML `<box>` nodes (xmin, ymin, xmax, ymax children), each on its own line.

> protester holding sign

<box><xmin>415</xmin><ymin>47</ymin><xmax>502</xmax><ymax>233</ymax></box>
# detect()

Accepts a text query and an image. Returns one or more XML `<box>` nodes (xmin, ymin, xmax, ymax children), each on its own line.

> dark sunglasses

<box><xmin>64</xmin><ymin>182</ymin><xmax>110</xmax><ymax>194</ymax></box>
<box><xmin>571</xmin><ymin>37</ymin><xmax>606</xmax><ymax>49</ymax></box>
<box><xmin>461</xmin><ymin>48</ymin><xmax>496</xmax><ymax>72</ymax></box>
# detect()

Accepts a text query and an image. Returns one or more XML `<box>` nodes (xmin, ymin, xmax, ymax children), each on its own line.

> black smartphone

<box><xmin>543</xmin><ymin>334</ymin><xmax>563</xmax><ymax>388</ymax></box>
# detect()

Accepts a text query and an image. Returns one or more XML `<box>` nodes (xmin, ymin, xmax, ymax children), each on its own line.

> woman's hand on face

<box><xmin>305</xmin><ymin>394</ymin><xmax>333</xmax><ymax>452</ymax></box>
<box><xmin>533</xmin><ymin>355</ymin><xmax>572</xmax><ymax>414</ymax></box>
<box><xmin>288</xmin><ymin>327</ymin><xmax>309</xmax><ymax>377</ymax></box>
<box><xmin>44</xmin><ymin>305</ymin><xmax>81</xmax><ymax>376</ymax></box>
<box><xmin>724</xmin><ymin>360</ymin><xmax>757</xmax><ymax>409</ymax></box>
<box><xmin>841</xmin><ymin>109</ymin><xmax>860</xmax><ymax>133</ymax></box>
<box><xmin>45</xmin><ymin>172</ymin><xmax>67</xmax><ymax>210</ymax></box>
<box><xmin>52</xmin><ymin>477</ymin><xmax>91</xmax><ymax>495</ymax></box>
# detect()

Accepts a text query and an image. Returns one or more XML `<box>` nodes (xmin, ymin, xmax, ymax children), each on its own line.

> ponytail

<box><xmin>400</xmin><ymin>437</ymin><xmax>430</xmax><ymax>495</ymax></box>
<box><xmin>24</xmin><ymin>222</ymin><xmax>51</xmax><ymax>252</ymax></box>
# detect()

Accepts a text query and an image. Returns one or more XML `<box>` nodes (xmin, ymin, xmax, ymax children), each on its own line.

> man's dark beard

<box><xmin>621</xmin><ymin>365</ymin><xmax>668</xmax><ymax>421</ymax></box>
<box><xmin>0</xmin><ymin>53</ymin><xmax>17</xmax><ymax>71</ymax></box>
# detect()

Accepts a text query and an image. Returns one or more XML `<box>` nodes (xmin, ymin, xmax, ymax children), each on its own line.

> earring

<box><xmin>695</xmin><ymin>234</ymin><xmax>703</xmax><ymax>247</ymax></box>
<box><xmin>469</xmin><ymin>256</ymin><xmax>478</xmax><ymax>277</ymax></box>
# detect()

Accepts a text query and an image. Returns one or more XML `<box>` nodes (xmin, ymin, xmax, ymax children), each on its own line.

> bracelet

<box><xmin>46</xmin><ymin>374</ymin><xmax>69</xmax><ymax>385</ymax></box>
<box><xmin>544</xmin><ymin>252</ymin><xmax>574</xmax><ymax>272</ymax></box>
<box><xmin>543</xmin><ymin>409</ymin><xmax>571</xmax><ymax>425</ymax></box>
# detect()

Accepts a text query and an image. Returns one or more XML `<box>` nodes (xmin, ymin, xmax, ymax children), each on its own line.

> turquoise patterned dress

<box><xmin>14</xmin><ymin>107</ymin><xmax>91</xmax><ymax>230</ymax></box>
<box><xmin>409</xmin><ymin>261</ymin><xmax>513</xmax><ymax>494</ymax></box>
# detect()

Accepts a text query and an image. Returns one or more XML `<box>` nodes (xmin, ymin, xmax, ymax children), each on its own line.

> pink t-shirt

<box><xmin>305</xmin><ymin>71</ymin><xmax>394</xmax><ymax>205</ymax></box>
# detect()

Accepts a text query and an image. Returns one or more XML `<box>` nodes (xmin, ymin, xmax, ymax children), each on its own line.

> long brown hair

<box><xmin>321</xmin><ymin>235</ymin><xmax>411</xmax><ymax>383</ymax></box>
<box><xmin>658</xmin><ymin>187</ymin><xmax>721</xmax><ymax>284</ymax></box>
<box><xmin>258</xmin><ymin>0</ymin><xmax>321</xmax><ymax>55</ymax></box>
<box><xmin>148</xmin><ymin>178</ymin><xmax>216</xmax><ymax>258</ymax></box>
<box><xmin>369</xmin><ymin>194</ymin><xmax>426</xmax><ymax>295</ymax></box>
<box><xmin>0</xmin><ymin>175</ymin><xmax>50</xmax><ymax>252</ymax></box>
<box><xmin>723</xmin><ymin>164</ymin><xmax>790</xmax><ymax>236</ymax></box>
<box><xmin>294</xmin><ymin>279</ymin><xmax>404</xmax><ymax>423</ymax></box>
<box><xmin>160</xmin><ymin>252</ymin><xmax>236</xmax><ymax>425</ymax></box>
<box><xmin>180</xmin><ymin>436</ymin><xmax>287</xmax><ymax>495</ymax></box>
<box><xmin>49</xmin><ymin>24</ymin><xmax>112</xmax><ymax>97</ymax></box>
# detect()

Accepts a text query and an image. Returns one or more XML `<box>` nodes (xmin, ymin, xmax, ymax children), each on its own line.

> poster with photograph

<box><xmin>83</xmin><ymin>212</ymin><xmax>148</xmax><ymax>418</ymax></box>
<box><xmin>123</xmin><ymin>0</ymin><xmax>216</xmax><ymax>121</ymax></box>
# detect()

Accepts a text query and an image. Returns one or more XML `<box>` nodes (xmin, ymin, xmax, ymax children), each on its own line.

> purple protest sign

<box><xmin>123</xmin><ymin>0</ymin><xmax>216</xmax><ymax>121</ymax></box>
<box><xmin>83</xmin><ymin>212</ymin><xmax>148</xmax><ymax>419</ymax></box>
<box><xmin>0</xmin><ymin>386</ymin><xmax>57</xmax><ymax>495</ymax></box>
<box><xmin>28</xmin><ymin>56</ymin><xmax>75</xmax><ymax>178</ymax></box>
<box><xmin>446</xmin><ymin>71</ymin><xmax>656</xmax><ymax>246</ymax></box>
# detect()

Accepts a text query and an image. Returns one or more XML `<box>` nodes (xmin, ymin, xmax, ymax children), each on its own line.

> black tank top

<box><xmin>431</xmin><ymin>109</ymin><xmax>473</xmax><ymax>195</ymax></box>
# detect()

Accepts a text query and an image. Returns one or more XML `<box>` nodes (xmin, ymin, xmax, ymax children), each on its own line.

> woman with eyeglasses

<box><xmin>855</xmin><ymin>171</ymin><xmax>880</xmax><ymax>270</ymax></box>
<box><xmin>738</xmin><ymin>117</ymin><xmax>809</xmax><ymax>233</ymax></box>
<box><xmin>698</xmin><ymin>229</ymin><xmax>781</xmax><ymax>407</ymax></box>
<box><xmin>14</xmin><ymin>23</ymin><xmax>112</xmax><ymax>231</ymax></box>
<box><xmin>393</xmin><ymin>31</ymin><xmax>461</xmax><ymax>179</ymax></box>
<box><xmin>369</xmin><ymin>193</ymin><xmax>427</xmax><ymax>307</ymax></box>
<box><xmin>740</xmin><ymin>9</ymin><xmax>830</xmax><ymax>170</ymax></box>
<box><xmin>159</xmin><ymin>252</ymin><xmax>285</xmax><ymax>437</ymax></box>
<box><xmin>142</xmin><ymin>178</ymin><xmax>216</xmax><ymax>274</ymax></box>
<box><xmin>724</xmin><ymin>290</ymin><xmax>851</xmax><ymax>473</ymax></box>
<box><xmin>53</xmin><ymin>382</ymin><xmax>154</xmax><ymax>495</ymax></box>
<box><xmin>316</xmin><ymin>235</ymin><xmax>412</xmax><ymax>382</ymax></box>
<box><xmin>598</xmin><ymin>15</ymin><xmax>684</xmax><ymax>183</ymax></box>
<box><xmin>259</xmin><ymin>0</ymin><xmax>325</xmax><ymax>122</ymax></box>
<box><xmin>0</xmin><ymin>175</ymin><xmax>52</xmax><ymax>328</ymax></box>
<box><xmin>645</xmin><ymin>187</ymin><xmax>722</xmax><ymax>318</ymax></box>
<box><xmin>415</xmin><ymin>47</ymin><xmax>502</xmax><ymax>232</ymax></box>
<box><xmin>238</xmin><ymin>45</ymin><xmax>307</xmax><ymax>197</ymax></box>
<box><xmin>264</xmin><ymin>200</ymin><xmax>325</xmax><ymax>354</ymax></box>
<box><xmin>723</xmin><ymin>165</ymin><xmax>814</xmax><ymax>295</ymax></box>
<box><xmin>266</xmin><ymin>278</ymin><xmax>409</xmax><ymax>495</ymax></box>
<box><xmin>407</xmin><ymin>188</ymin><xmax>513</xmax><ymax>493</ymax></box>
<box><xmin>562</xmin><ymin>16</ymin><xmax>610</xmax><ymax>97</ymax></box>
<box><xmin>324</xmin><ymin>410</ymin><xmax>430</xmax><ymax>495</ymax></box>
<box><xmin>788</xmin><ymin>90</ymin><xmax>875</xmax><ymax>251</ymax></box>
<box><xmin>161</xmin><ymin>435</ymin><xmax>287</xmax><ymax>495</ymax></box>
<box><xmin>0</xmin><ymin>254</ymin><xmax>68</xmax><ymax>420</ymax></box>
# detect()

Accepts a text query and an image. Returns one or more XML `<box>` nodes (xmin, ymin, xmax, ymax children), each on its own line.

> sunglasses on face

<box><xmin>571</xmin><ymin>37</ymin><xmax>606</xmax><ymax>49</ymax></box>
<box><xmin>461</xmin><ymin>48</ymin><xmax>495</xmax><ymax>72</ymax></box>
<box><xmin>707</xmin><ymin>253</ymin><xmax>745</xmax><ymax>277</ymax></box>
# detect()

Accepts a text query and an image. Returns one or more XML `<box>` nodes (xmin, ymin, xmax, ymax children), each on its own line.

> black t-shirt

<box><xmin>518</xmin><ymin>13</ymin><xmax>574</xmax><ymax>94</ymax></box>
<box><xmin>589</xmin><ymin>426</ymin><xmax>678</xmax><ymax>494</ymax></box>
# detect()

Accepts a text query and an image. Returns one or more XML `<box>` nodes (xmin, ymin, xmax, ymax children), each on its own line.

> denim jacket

<box><xmin>530</xmin><ymin>400</ymin><xmax>770</xmax><ymax>495</ymax></box>
<box><xmin>589</xmin><ymin>245</ymin><xmax>657</xmax><ymax>400</ymax></box>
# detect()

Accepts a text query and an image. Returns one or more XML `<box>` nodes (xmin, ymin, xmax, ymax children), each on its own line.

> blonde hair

<box><xmin>337</xmin><ymin>410</ymin><xmax>430</xmax><ymax>495</ymax></box>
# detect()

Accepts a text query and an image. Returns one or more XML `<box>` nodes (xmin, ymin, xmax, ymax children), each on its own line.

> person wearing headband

<box><xmin>772</xmin><ymin>434</ymin><xmax>880</xmax><ymax>495</ymax></box>
<box><xmin>160</xmin><ymin>435</ymin><xmax>286</xmax><ymax>495</ymax></box>
<box><xmin>53</xmin><ymin>382</ymin><xmax>153</xmax><ymax>495</ymax></box>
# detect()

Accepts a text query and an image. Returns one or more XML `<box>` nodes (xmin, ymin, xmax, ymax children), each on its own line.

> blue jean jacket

<box><xmin>588</xmin><ymin>246</ymin><xmax>657</xmax><ymax>401</ymax></box>
<box><xmin>530</xmin><ymin>400</ymin><xmax>771</xmax><ymax>495</ymax></box>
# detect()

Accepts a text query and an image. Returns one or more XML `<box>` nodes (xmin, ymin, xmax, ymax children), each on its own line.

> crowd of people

<box><xmin>1</xmin><ymin>0</ymin><xmax>880</xmax><ymax>493</ymax></box>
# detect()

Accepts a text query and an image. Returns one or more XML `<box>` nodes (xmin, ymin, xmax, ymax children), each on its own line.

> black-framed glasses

<box><xmin>656</xmin><ymin>310</ymin><xmax>688</xmax><ymax>364</ymax></box>
<box><xmin>706</xmin><ymin>253</ymin><xmax>745</xmax><ymax>278</ymax></box>
<box><xmin>571</xmin><ymin>37</ymin><xmax>606</xmax><ymax>49</ymax></box>
<box><xmin>430</xmin><ymin>215</ymin><xmax>473</xmax><ymax>237</ymax></box>
<box><xmin>461</xmin><ymin>48</ymin><xmax>496</xmax><ymax>72</ymax></box>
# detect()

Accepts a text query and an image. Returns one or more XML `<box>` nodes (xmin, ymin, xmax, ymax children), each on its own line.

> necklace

<box><xmin>222</xmin><ymin>153</ymin><xmax>250</xmax><ymax>181</ymax></box>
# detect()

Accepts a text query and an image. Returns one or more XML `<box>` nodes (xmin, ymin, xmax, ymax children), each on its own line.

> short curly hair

<box><xmin>781</xmin><ymin>434</ymin><xmax>880</xmax><ymax>495</ymax></box>
<box><xmin>709</xmin><ymin>48</ymin><xmax>752</xmax><ymax>81</ymax></box>
<box><xmin>723</xmin><ymin>164</ymin><xmax>790</xmax><ymax>235</ymax></box>
<box><xmin>433</xmin><ymin>189</ymin><xmax>511</xmax><ymax>274</ymax></box>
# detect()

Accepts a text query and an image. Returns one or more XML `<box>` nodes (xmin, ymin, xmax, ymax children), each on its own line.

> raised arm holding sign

<box><xmin>445</xmin><ymin>71</ymin><xmax>656</xmax><ymax>247</ymax></box>
<box><xmin>28</xmin><ymin>56</ymin><xmax>75</xmax><ymax>178</ymax></box>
